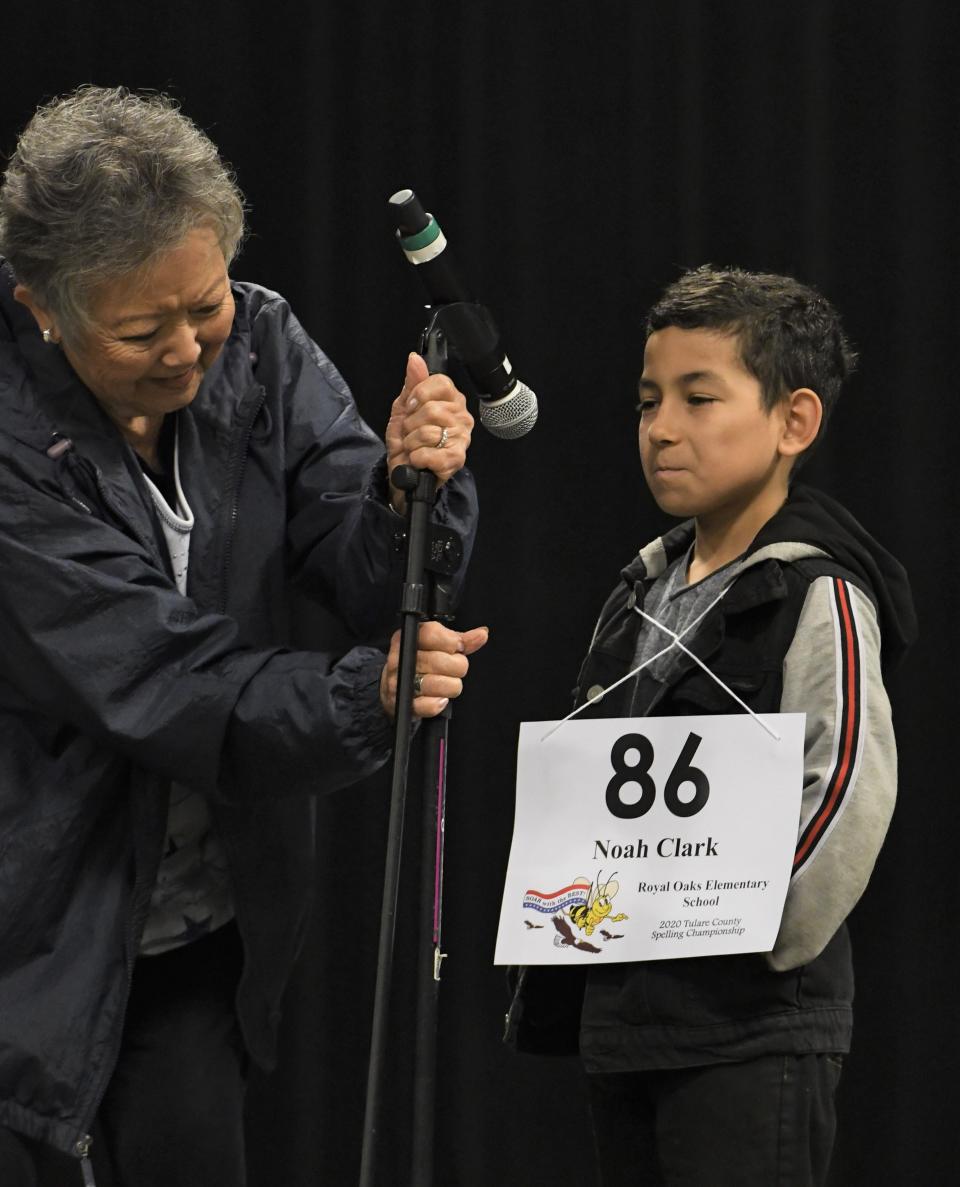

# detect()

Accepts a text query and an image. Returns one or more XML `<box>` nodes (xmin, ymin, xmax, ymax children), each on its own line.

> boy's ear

<box><xmin>778</xmin><ymin>387</ymin><xmax>823</xmax><ymax>459</ymax></box>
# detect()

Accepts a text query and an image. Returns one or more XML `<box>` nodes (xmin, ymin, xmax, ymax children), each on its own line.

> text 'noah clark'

<box><xmin>594</xmin><ymin>837</ymin><xmax>718</xmax><ymax>860</ymax></box>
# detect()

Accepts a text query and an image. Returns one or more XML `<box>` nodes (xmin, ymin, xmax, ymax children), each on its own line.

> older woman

<box><xmin>0</xmin><ymin>87</ymin><xmax>483</xmax><ymax>1186</ymax></box>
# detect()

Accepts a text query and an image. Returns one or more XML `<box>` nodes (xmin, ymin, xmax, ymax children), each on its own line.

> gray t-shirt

<box><xmin>631</xmin><ymin>547</ymin><xmax>744</xmax><ymax>690</ymax></box>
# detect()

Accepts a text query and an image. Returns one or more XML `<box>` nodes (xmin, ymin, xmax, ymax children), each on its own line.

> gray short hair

<box><xmin>0</xmin><ymin>86</ymin><xmax>246</xmax><ymax>341</ymax></box>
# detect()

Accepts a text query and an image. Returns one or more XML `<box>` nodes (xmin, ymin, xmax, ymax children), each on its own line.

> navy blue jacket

<box><xmin>0</xmin><ymin>264</ymin><xmax>477</xmax><ymax>1156</ymax></box>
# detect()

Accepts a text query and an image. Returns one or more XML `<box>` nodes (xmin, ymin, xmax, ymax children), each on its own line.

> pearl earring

<box><xmin>42</xmin><ymin>328</ymin><xmax>54</xmax><ymax>344</ymax></box>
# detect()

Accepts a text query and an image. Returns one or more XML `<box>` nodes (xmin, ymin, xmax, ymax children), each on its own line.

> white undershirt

<box><xmin>139</xmin><ymin>431</ymin><xmax>193</xmax><ymax>594</ymax></box>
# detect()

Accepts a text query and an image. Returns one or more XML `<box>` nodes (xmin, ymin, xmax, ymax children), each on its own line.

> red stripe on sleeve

<box><xmin>793</xmin><ymin>579</ymin><xmax>859</xmax><ymax>868</ymax></box>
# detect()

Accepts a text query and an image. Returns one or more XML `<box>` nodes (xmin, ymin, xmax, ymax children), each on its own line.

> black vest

<box><xmin>509</xmin><ymin>551</ymin><xmax>866</xmax><ymax>1070</ymax></box>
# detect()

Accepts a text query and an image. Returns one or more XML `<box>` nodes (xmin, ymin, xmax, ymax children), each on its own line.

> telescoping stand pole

<box><xmin>359</xmin><ymin>322</ymin><xmax>462</xmax><ymax>1187</ymax></box>
<box><xmin>409</xmin><ymin>326</ymin><xmax>456</xmax><ymax>1187</ymax></box>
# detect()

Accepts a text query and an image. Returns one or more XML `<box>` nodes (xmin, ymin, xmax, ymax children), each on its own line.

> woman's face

<box><xmin>61</xmin><ymin>226</ymin><xmax>235</xmax><ymax>424</ymax></box>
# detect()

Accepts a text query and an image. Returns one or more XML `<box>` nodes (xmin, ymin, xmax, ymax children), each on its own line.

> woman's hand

<box><xmin>385</xmin><ymin>353</ymin><xmax>474</xmax><ymax>513</ymax></box>
<box><xmin>380</xmin><ymin>621</ymin><xmax>489</xmax><ymax>718</ymax></box>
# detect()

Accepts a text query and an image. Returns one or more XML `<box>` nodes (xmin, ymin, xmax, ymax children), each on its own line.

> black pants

<box><xmin>0</xmin><ymin>922</ymin><xmax>247</xmax><ymax>1187</ymax></box>
<box><xmin>588</xmin><ymin>1053</ymin><xmax>843</xmax><ymax>1187</ymax></box>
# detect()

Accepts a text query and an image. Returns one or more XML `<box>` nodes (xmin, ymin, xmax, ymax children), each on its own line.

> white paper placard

<box><xmin>494</xmin><ymin>713</ymin><xmax>805</xmax><ymax>965</ymax></box>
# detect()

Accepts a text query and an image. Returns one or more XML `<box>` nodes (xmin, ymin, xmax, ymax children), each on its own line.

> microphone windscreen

<box><xmin>479</xmin><ymin>383</ymin><xmax>539</xmax><ymax>439</ymax></box>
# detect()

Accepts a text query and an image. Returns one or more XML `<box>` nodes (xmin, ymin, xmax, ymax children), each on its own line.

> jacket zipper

<box><xmin>503</xmin><ymin>966</ymin><xmax>528</xmax><ymax>1041</ymax></box>
<box><xmin>218</xmin><ymin>385</ymin><xmax>266</xmax><ymax>613</ymax></box>
<box><xmin>62</xmin><ymin>455</ymin><xmax>161</xmax><ymax>1174</ymax></box>
<box><xmin>76</xmin><ymin>1133</ymin><xmax>97</xmax><ymax>1185</ymax></box>
<box><xmin>42</xmin><ymin>441</ymin><xmax>153</xmax><ymax>1179</ymax></box>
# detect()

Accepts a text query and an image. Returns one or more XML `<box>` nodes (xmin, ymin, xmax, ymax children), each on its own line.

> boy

<box><xmin>507</xmin><ymin>267</ymin><xmax>916</xmax><ymax>1185</ymax></box>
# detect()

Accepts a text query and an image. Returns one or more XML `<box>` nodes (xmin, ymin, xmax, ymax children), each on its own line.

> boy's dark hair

<box><xmin>646</xmin><ymin>266</ymin><xmax>857</xmax><ymax>446</ymax></box>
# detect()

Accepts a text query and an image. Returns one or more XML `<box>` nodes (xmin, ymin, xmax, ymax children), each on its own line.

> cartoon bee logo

<box><xmin>566</xmin><ymin>871</ymin><xmax>628</xmax><ymax>937</ymax></box>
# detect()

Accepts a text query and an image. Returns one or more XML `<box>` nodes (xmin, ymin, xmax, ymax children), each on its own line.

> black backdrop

<box><xmin>3</xmin><ymin>2</ymin><xmax>958</xmax><ymax>1183</ymax></box>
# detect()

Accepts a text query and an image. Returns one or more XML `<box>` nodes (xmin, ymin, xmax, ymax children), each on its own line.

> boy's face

<box><xmin>638</xmin><ymin>326</ymin><xmax>789</xmax><ymax>523</ymax></box>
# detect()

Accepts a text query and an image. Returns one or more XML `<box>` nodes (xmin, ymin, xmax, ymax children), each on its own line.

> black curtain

<box><xmin>3</xmin><ymin>2</ymin><xmax>957</xmax><ymax>1182</ymax></box>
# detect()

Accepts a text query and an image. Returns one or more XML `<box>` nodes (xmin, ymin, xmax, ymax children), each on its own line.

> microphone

<box><xmin>388</xmin><ymin>188</ymin><xmax>538</xmax><ymax>439</ymax></box>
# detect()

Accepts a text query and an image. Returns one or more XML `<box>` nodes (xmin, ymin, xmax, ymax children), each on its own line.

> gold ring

<box><xmin>413</xmin><ymin>672</ymin><xmax>424</xmax><ymax>695</ymax></box>
<box><xmin>436</xmin><ymin>427</ymin><xmax>449</xmax><ymax>449</ymax></box>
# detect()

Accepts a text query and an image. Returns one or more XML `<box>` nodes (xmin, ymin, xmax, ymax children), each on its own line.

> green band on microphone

<box><xmin>399</xmin><ymin>217</ymin><xmax>442</xmax><ymax>252</ymax></box>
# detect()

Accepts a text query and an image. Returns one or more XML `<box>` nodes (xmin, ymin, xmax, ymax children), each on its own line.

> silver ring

<box><xmin>435</xmin><ymin>426</ymin><xmax>449</xmax><ymax>449</ymax></box>
<box><xmin>413</xmin><ymin>672</ymin><xmax>424</xmax><ymax>695</ymax></box>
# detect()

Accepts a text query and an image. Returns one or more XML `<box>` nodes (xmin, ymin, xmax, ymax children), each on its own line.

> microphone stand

<box><xmin>360</xmin><ymin>320</ymin><xmax>462</xmax><ymax>1187</ymax></box>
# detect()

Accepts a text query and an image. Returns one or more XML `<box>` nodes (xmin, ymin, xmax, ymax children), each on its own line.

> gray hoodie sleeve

<box><xmin>768</xmin><ymin>574</ymin><xmax>896</xmax><ymax>971</ymax></box>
